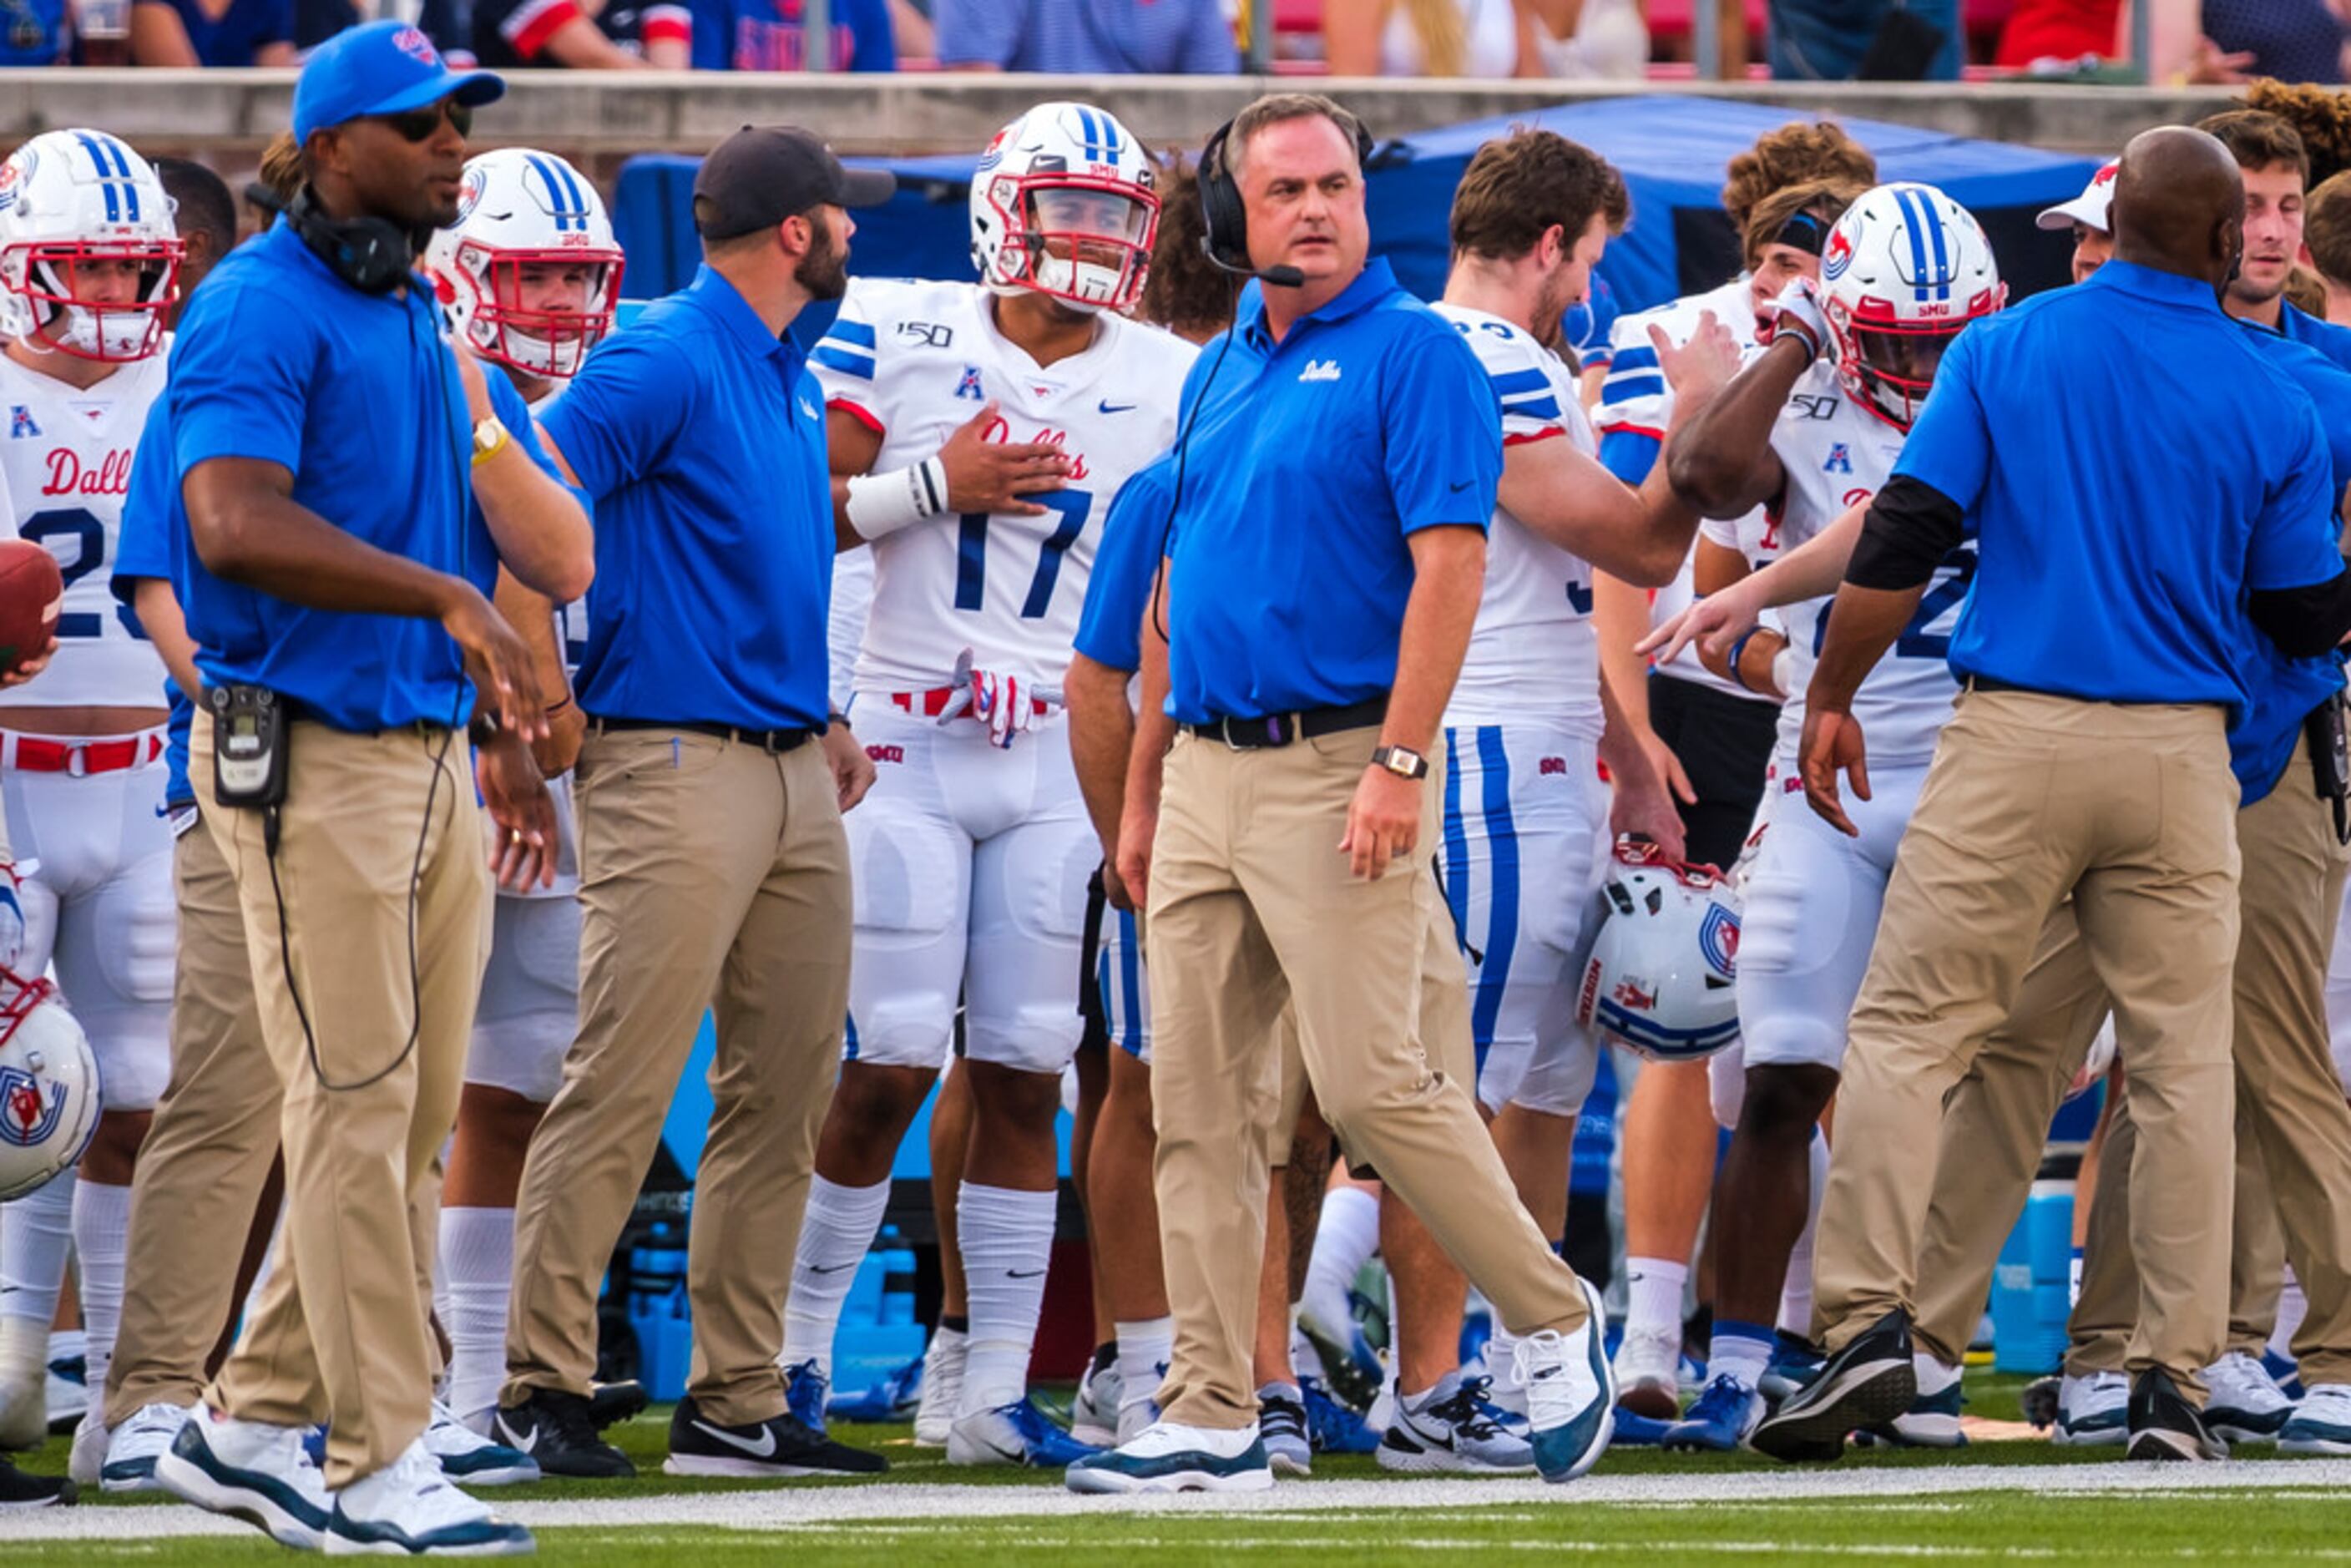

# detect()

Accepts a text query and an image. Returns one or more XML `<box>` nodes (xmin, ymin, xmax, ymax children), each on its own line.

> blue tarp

<box><xmin>611</xmin><ymin>95</ymin><xmax>2106</xmax><ymax>323</ymax></box>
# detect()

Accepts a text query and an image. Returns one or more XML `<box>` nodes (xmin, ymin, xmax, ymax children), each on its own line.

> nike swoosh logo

<box><xmin>806</xmin><ymin>1262</ymin><xmax>855</xmax><ymax>1275</ymax></box>
<box><xmin>1008</xmin><ymin>1268</ymin><xmax>1047</xmax><ymax>1280</ymax></box>
<box><xmin>495</xmin><ymin>1419</ymin><xmax>538</xmax><ymax>1454</ymax></box>
<box><xmin>690</xmin><ymin>1419</ymin><xmax>778</xmax><ymax>1459</ymax></box>
<box><xmin>1448</xmin><ymin>480</ymin><xmax>1472</xmax><ymax>494</ymax></box>
<box><xmin>1098</xmin><ymin>400</ymin><xmax>1135</xmax><ymax>414</ymax></box>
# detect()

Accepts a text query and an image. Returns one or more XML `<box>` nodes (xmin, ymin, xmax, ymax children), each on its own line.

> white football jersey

<box><xmin>0</xmin><ymin>350</ymin><xmax>170</xmax><ymax>711</ymax></box>
<box><xmin>1595</xmin><ymin>276</ymin><xmax>1777</xmax><ymax>706</ymax></box>
<box><xmin>1434</xmin><ymin>303</ymin><xmax>1601</xmax><ymax>737</ymax></box>
<box><xmin>1742</xmin><ymin>364</ymin><xmax>1967</xmax><ymax>770</ymax></box>
<box><xmin>811</xmin><ymin>278</ymin><xmax>1196</xmax><ymax>697</ymax></box>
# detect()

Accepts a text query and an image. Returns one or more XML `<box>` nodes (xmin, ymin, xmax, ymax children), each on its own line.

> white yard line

<box><xmin>8</xmin><ymin>1459</ymin><xmax>2351</xmax><ymax>1544</ymax></box>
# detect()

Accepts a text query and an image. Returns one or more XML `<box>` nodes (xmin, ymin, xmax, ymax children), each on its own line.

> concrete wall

<box><xmin>0</xmin><ymin>68</ymin><xmax>2242</xmax><ymax>164</ymax></box>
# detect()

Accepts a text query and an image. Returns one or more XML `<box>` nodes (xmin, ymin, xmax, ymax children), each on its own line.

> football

<box><xmin>0</xmin><ymin>539</ymin><xmax>63</xmax><ymax>678</ymax></box>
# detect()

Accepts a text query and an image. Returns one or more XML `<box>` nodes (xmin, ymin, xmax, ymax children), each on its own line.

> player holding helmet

<box><xmin>0</xmin><ymin>129</ymin><xmax>182</xmax><ymax>1474</ymax></box>
<box><xmin>422</xmin><ymin>146</ymin><xmax>627</xmax><ymax>1441</ymax></box>
<box><xmin>781</xmin><ymin>100</ymin><xmax>1195</xmax><ymax>1468</ymax></box>
<box><xmin>1652</xmin><ymin>180</ymin><xmax>2005</xmax><ymax>1453</ymax></box>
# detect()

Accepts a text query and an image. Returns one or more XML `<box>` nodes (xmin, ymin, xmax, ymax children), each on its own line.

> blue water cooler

<box><xmin>1991</xmin><ymin>1181</ymin><xmax>2075</xmax><ymax>1373</ymax></box>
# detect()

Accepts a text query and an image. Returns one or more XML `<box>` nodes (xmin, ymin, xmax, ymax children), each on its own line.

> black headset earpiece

<box><xmin>284</xmin><ymin>186</ymin><xmax>417</xmax><ymax>296</ymax></box>
<box><xmin>1196</xmin><ymin>112</ymin><xmax>1377</xmax><ymax>283</ymax></box>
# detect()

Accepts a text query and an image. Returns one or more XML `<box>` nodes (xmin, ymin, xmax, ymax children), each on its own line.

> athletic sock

<box><xmin>955</xmin><ymin>1181</ymin><xmax>1057</xmax><ymax>1415</ymax></box>
<box><xmin>1291</xmin><ymin>1317</ymin><xmax>1327</xmax><ymax>1383</ymax></box>
<box><xmin>1114</xmin><ymin>1316</ymin><xmax>1171</xmax><ymax>1422</ymax></box>
<box><xmin>240</xmin><ymin>1212</ymin><xmax>281</xmax><ymax>1334</ymax></box>
<box><xmin>1775</xmin><ymin>1130</ymin><xmax>1828</xmax><ymax>1340</ymax></box>
<box><xmin>1301</xmin><ymin>1186</ymin><xmax>1379</xmax><ymax>1335</ymax></box>
<box><xmin>69</xmin><ymin>1178</ymin><xmax>131</xmax><ymax>1419</ymax></box>
<box><xmin>781</xmin><ymin>1176</ymin><xmax>891</xmax><ymax>1382</ymax></box>
<box><xmin>437</xmin><ymin>1207</ymin><xmax>514</xmax><ymax>1432</ymax></box>
<box><xmin>1622</xmin><ymin>1256</ymin><xmax>1689</xmax><ymax>1343</ymax></box>
<box><xmin>0</xmin><ymin>1172</ymin><xmax>74</xmax><ymax>1385</ymax></box>
<box><xmin>1707</xmin><ymin>1319</ymin><xmax>1775</xmax><ymax>1392</ymax></box>
<box><xmin>2273</xmin><ymin>1265</ymin><xmax>2309</xmax><ymax>1364</ymax></box>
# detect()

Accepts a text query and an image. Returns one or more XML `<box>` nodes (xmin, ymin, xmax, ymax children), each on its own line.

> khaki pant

<box><xmin>503</xmin><ymin>729</ymin><xmax>849</xmax><ymax>1426</ymax></box>
<box><xmin>1812</xmin><ymin>689</ymin><xmax>2240</xmax><ymax>1394</ymax></box>
<box><xmin>1145</xmin><ymin>727</ymin><xmax>1586</xmax><ymax>1429</ymax></box>
<box><xmin>195</xmin><ymin>717</ymin><xmax>489</xmax><ymax>1486</ymax></box>
<box><xmin>104</xmin><ymin>813</ymin><xmax>279</xmax><ymax>1425</ymax></box>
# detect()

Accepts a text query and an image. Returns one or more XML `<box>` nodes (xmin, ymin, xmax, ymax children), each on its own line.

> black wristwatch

<box><xmin>467</xmin><ymin>710</ymin><xmax>501</xmax><ymax>747</ymax></box>
<box><xmin>1371</xmin><ymin>744</ymin><xmax>1429</xmax><ymax>781</ymax></box>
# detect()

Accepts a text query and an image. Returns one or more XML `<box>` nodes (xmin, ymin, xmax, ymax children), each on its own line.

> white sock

<box><xmin>2272</xmin><ymin>1264</ymin><xmax>2308</xmax><ymax>1363</ymax></box>
<box><xmin>240</xmin><ymin>1211</ymin><xmax>281</xmax><ymax>1333</ymax></box>
<box><xmin>1291</xmin><ymin>1317</ymin><xmax>1327</xmax><ymax>1383</ymax></box>
<box><xmin>437</xmin><ymin>1207</ymin><xmax>513</xmax><ymax>1431</ymax></box>
<box><xmin>1707</xmin><ymin>1321</ymin><xmax>1773</xmax><ymax>1390</ymax></box>
<box><xmin>1623</xmin><ymin>1256</ymin><xmax>1688</xmax><ymax>1341</ymax></box>
<box><xmin>70</xmin><ymin>1179</ymin><xmax>131</xmax><ymax>1414</ymax></box>
<box><xmin>1301</xmin><ymin>1186</ymin><xmax>1379</xmax><ymax>1335</ymax></box>
<box><xmin>1114</xmin><ymin>1316</ymin><xmax>1171</xmax><ymax>1419</ymax></box>
<box><xmin>1776</xmin><ymin>1130</ymin><xmax>1828</xmax><ymax>1339</ymax></box>
<box><xmin>955</xmin><ymin>1181</ymin><xmax>1057</xmax><ymax>1414</ymax></box>
<box><xmin>781</xmin><ymin>1176</ymin><xmax>891</xmax><ymax>1381</ymax></box>
<box><xmin>0</xmin><ymin>1172</ymin><xmax>74</xmax><ymax>1380</ymax></box>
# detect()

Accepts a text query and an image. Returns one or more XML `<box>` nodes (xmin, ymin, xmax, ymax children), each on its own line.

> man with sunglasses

<box><xmin>151</xmin><ymin>20</ymin><xmax>592</xmax><ymax>1555</ymax></box>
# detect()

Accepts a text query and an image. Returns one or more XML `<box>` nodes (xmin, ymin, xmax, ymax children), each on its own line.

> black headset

<box><xmin>1196</xmin><ymin>110</ymin><xmax>1377</xmax><ymax>286</ymax></box>
<box><xmin>279</xmin><ymin>185</ymin><xmax>418</xmax><ymax>296</ymax></box>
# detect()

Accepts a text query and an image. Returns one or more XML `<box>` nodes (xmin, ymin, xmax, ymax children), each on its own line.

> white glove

<box><xmin>934</xmin><ymin>648</ymin><xmax>1035</xmax><ymax>749</ymax></box>
<box><xmin>1761</xmin><ymin>276</ymin><xmax>1834</xmax><ymax>364</ymax></box>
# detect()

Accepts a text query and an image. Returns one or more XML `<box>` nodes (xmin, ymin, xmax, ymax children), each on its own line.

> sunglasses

<box><xmin>375</xmin><ymin>99</ymin><xmax>473</xmax><ymax>143</ymax></box>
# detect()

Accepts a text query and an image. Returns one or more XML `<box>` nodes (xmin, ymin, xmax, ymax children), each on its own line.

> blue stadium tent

<box><xmin>609</xmin><ymin>95</ymin><xmax>2106</xmax><ymax>326</ymax></box>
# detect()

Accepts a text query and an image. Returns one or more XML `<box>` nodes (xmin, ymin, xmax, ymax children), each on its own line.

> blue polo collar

<box><xmin>1241</xmin><ymin>256</ymin><xmax>1404</xmax><ymax>352</ymax></box>
<box><xmin>685</xmin><ymin>263</ymin><xmax>791</xmax><ymax>360</ymax></box>
<box><xmin>2086</xmin><ymin>257</ymin><xmax>2227</xmax><ymax>313</ymax></box>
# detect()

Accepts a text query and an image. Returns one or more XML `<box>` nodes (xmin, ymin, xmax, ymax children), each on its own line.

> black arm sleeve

<box><xmin>2248</xmin><ymin>564</ymin><xmax>2351</xmax><ymax>660</ymax></box>
<box><xmin>1844</xmin><ymin>475</ymin><xmax>1966</xmax><ymax>592</ymax></box>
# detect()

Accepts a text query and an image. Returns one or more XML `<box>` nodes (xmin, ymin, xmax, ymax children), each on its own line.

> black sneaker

<box><xmin>0</xmin><ymin>1458</ymin><xmax>73</xmax><ymax>1509</ymax></box>
<box><xmin>588</xmin><ymin>1380</ymin><xmax>650</xmax><ymax>1430</ymax></box>
<box><xmin>2126</xmin><ymin>1368</ymin><xmax>2227</xmax><ymax>1462</ymax></box>
<box><xmin>1750</xmin><ymin>1308</ymin><xmax>1916</xmax><ymax>1464</ymax></box>
<box><xmin>662</xmin><ymin>1393</ymin><xmax>888</xmax><ymax>1479</ymax></box>
<box><xmin>494</xmin><ymin>1389</ymin><xmax>635</xmax><ymax>1479</ymax></box>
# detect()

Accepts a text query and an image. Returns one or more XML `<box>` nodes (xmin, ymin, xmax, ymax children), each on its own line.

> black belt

<box><xmin>590</xmin><ymin>716</ymin><xmax>816</xmax><ymax>753</ymax></box>
<box><xmin>1181</xmin><ymin>695</ymin><xmax>1388</xmax><ymax>750</ymax></box>
<box><xmin>1963</xmin><ymin>675</ymin><xmax>2035</xmax><ymax>696</ymax></box>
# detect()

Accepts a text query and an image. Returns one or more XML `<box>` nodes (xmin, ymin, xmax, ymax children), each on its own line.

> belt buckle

<box><xmin>64</xmin><ymin>744</ymin><xmax>88</xmax><ymax>779</ymax></box>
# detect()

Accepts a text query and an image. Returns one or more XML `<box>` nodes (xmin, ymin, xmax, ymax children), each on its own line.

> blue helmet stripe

<box><xmin>1893</xmin><ymin>187</ymin><xmax>1930</xmax><ymax>298</ymax></box>
<box><xmin>554</xmin><ymin>158</ymin><xmax>589</xmax><ymax>231</ymax></box>
<box><xmin>74</xmin><ymin>133</ymin><xmax>120</xmax><ymax>224</ymax></box>
<box><xmin>524</xmin><ymin>153</ymin><xmax>574</xmax><ymax>230</ymax></box>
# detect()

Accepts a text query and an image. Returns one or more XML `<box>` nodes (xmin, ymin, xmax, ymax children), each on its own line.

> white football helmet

<box><xmin>0</xmin><ymin>975</ymin><xmax>99</xmax><ymax>1203</ymax></box>
<box><xmin>970</xmin><ymin>101</ymin><xmax>1159</xmax><ymax>314</ymax></box>
<box><xmin>1575</xmin><ymin>842</ymin><xmax>1742</xmax><ymax>1062</ymax></box>
<box><xmin>0</xmin><ymin>129</ymin><xmax>182</xmax><ymax>363</ymax></box>
<box><xmin>1819</xmin><ymin>181</ymin><xmax>2004</xmax><ymax>429</ymax></box>
<box><xmin>426</xmin><ymin>148</ymin><xmax>624</xmax><ymax>380</ymax></box>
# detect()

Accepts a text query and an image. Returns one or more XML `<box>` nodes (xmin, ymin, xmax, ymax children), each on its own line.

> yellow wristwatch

<box><xmin>471</xmin><ymin>415</ymin><xmax>510</xmax><ymax>467</ymax></box>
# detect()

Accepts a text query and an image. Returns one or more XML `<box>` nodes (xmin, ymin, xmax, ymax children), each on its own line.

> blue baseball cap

<box><xmin>292</xmin><ymin>21</ymin><xmax>504</xmax><ymax>144</ymax></box>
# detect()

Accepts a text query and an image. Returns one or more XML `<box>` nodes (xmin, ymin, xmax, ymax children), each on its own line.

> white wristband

<box><xmin>845</xmin><ymin>456</ymin><xmax>948</xmax><ymax>540</ymax></box>
<box><xmin>1770</xmin><ymin>646</ymin><xmax>1794</xmax><ymax>701</ymax></box>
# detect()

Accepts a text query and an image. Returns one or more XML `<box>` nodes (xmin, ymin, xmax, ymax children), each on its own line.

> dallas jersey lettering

<box><xmin>1433</xmin><ymin>302</ymin><xmax>1600</xmax><ymax>738</ymax></box>
<box><xmin>1595</xmin><ymin>276</ymin><xmax>1775</xmax><ymax>704</ymax></box>
<box><xmin>810</xmin><ymin>277</ymin><xmax>1196</xmax><ymax>695</ymax></box>
<box><xmin>0</xmin><ymin>351</ymin><xmax>170</xmax><ymax>710</ymax></box>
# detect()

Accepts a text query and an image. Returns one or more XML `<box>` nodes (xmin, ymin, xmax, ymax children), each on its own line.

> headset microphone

<box><xmin>1196</xmin><ymin>111</ymin><xmax>1373</xmax><ymax>296</ymax></box>
<box><xmin>1201</xmin><ymin>248</ymin><xmax>1306</xmax><ymax>289</ymax></box>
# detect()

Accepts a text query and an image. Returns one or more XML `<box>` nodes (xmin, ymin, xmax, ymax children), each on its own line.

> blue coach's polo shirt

<box><xmin>171</xmin><ymin>223</ymin><xmax>503</xmax><ymax>733</ymax></box>
<box><xmin>1895</xmin><ymin>259</ymin><xmax>2339</xmax><ymax>710</ymax></box>
<box><xmin>541</xmin><ymin>264</ymin><xmax>833</xmax><ymax>733</ymax></box>
<box><xmin>114</xmin><ymin>396</ymin><xmax>191</xmax><ymax>809</ymax></box>
<box><xmin>2283</xmin><ymin>300</ymin><xmax>2351</xmax><ymax>374</ymax></box>
<box><xmin>1072</xmin><ymin>454</ymin><xmax>1176</xmax><ymax>676</ymax></box>
<box><xmin>1163</xmin><ymin>260</ymin><xmax>1499</xmax><ymax>724</ymax></box>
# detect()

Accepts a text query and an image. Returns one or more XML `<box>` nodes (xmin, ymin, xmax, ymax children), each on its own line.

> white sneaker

<box><xmin>1376</xmin><ymin>1374</ymin><xmax>1534</xmax><ymax>1474</ymax></box>
<box><xmin>326</xmin><ymin>1438</ymin><xmax>533</xmax><ymax>1556</ymax></box>
<box><xmin>102</xmin><ymin>1401</ymin><xmax>191</xmax><ymax>1494</ymax></box>
<box><xmin>1517</xmin><ymin>1276</ymin><xmax>1615</xmax><ymax>1485</ymax></box>
<box><xmin>912</xmin><ymin>1328</ymin><xmax>966</xmax><ymax>1447</ymax></box>
<box><xmin>66</xmin><ymin>1411</ymin><xmax>108</xmax><ymax>1485</ymax></box>
<box><xmin>1071</xmin><ymin>1360</ymin><xmax>1121</xmax><ymax>1448</ymax></box>
<box><xmin>2279</xmin><ymin>1382</ymin><xmax>2351</xmax><ymax>1455</ymax></box>
<box><xmin>1610</xmin><ymin>1324</ymin><xmax>1682</xmax><ymax>1420</ymax></box>
<box><xmin>2054</xmin><ymin>1369</ymin><xmax>2130</xmax><ymax>1447</ymax></box>
<box><xmin>1064</xmin><ymin>1420</ymin><xmax>1273</xmax><ymax>1495</ymax></box>
<box><xmin>423</xmin><ymin>1400</ymin><xmax>541</xmax><ymax>1486</ymax></box>
<box><xmin>154</xmin><ymin>1406</ymin><xmax>334</xmax><ymax>1550</ymax></box>
<box><xmin>2205</xmin><ymin>1350</ymin><xmax>2296</xmax><ymax>1444</ymax></box>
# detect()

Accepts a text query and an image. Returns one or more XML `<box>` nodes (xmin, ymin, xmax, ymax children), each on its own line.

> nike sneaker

<box><xmin>1256</xmin><ymin>1383</ymin><xmax>1312</xmax><ymax>1476</ymax></box>
<box><xmin>662</xmin><ymin>1392</ymin><xmax>888</xmax><ymax>1479</ymax></box>
<box><xmin>1376</xmin><ymin>1375</ymin><xmax>1534</xmax><ymax>1474</ymax></box>
<box><xmin>825</xmin><ymin>1355</ymin><xmax>923</xmax><ymax>1425</ymax></box>
<box><xmin>493</xmin><ymin>1388</ymin><xmax>633</xmax><ymax>1479</ymax></box>
<box><xmin>0</xmin><ymin>1456</ymin><xmax>71</xmax><ymax>1508</ymax></box>
<box><xmin>2279</xmin><ymin>1383</ymin><xmax>2351</xmax><ymax>1454</ymax></box>
<box><xmin>2204</xmin><ymin>1350</ymin><xmax>2295</xmax><ymax>1444</ymax></box>
<box><xmin>2126</xmin><ymin>1368</ymin><xmax>2226</xmax><ymax>1462</ymax></box>
<box><xmin>1301</xmin><ymin>1375</ymin><xmax>1381</xmax><ymax>1455</ymax></box>
<box><xmin>154</xmin><ymin>1407</ymin><xmax>332</xmax><ymax>1550</ymax></box>
<box><xmin>326</xmin><ymin>1439</ymin><xmax>532</xmax><ymax>1556</ymax></box>
<box><xmin>1065</xmin><ymin>1420</ymin><xmax>1273</xmax><ymax>1495</ymax></box>
<box><xmin>1856</xmin><ymin>1358</ymin><xmax>1964</xmax><ymax>1449</ymax></box>
<box><xmin>2054</xmin><ymin>1369</ymin><xmax>2130</xmax><ymax>1447</ymax></box>
<box><xmin>101</xmin><ymin>1401</ymin><xmax>191</xmax><ymax>1494</ymax></box>
<box><xmin>1072</xmin><ymin>1359</ymin><xmax>1122</xmax><ymax>1449</ymax></box>
<box><xmin>912</xmin><ymin>1327</ymin><xmax>967</xmax><ymax>1447</ymax></box>
<box><xmin>1751</xmin><ymin>1308</ymin><xmax>1915</xmax><ymax>1464</ymax></box>
<box><xmin>783</xmin><ymin>1358</ymin><xmax>830</xmax><ymax>1438</ymax></box>
<box><xmin>1663</xmin><ymin>1374</ymin><xmax>1761</xmax><ymax>1453</ymax></box>
<box><xmin>424</xmin><ymin>1399</ymin><xmax>541</xmax><ymax>1485</ymax></box>
<box><xmin>1611</xmin><ymin>1324</ymin><xmax>1682</xmax><ymax>1420</ymax></box>
<box><xmin>1758</xmin><ymin>1331</ymin><xmax>1825</xmax><ymax>1406</ymax></box>
<box><xmin>947</xmin><ymin>1397</ymin><xmax>1101</xmax><ymax>1468</ymax></box>
<box><xmin>1517</xmin><ymin>1277</ymin><xmax>1615</xmax><ymax>1484</ymax></box>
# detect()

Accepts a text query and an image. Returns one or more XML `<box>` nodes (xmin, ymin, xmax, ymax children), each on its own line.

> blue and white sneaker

<box><xmin>326</xmin><ymin>1439</ymin><xmax>533</xmax><ymax>1556</ymax></box>
<box><xmin>2054</xmin><ymin>1369</ymin><xmax>2131</xmax><ymax>1447</ymax></box>
<box><xmin>1663</xmin><ymin>1374</ymin><xmax>1761</xmax><ymax>1453</ymax></box>
<box><xmin>101</xmin><ymin>1402</ymin><xmax>191</xmax><ymax>1495</ymax></box>
<box><xmin>1301</xmin><ymin>1376</ymin><xmax>1381</xmax><ymax>1455</ymax></box>
<box><xmin>154</xmin><ymin>1407</ymin><xmax>333</xmax><ymax>1550</ymax></box>
<box><xmin>1610</xmin><ymin>1325</ymin><xmax>1683</xmax><ymax>1420</ymax></box>
<box><xmin>946</xmin><ymin>1397</ymin><xmax>1102</xmax><ymax>1468</ymax></box>
<box><xmin>1066</xmin><ymin>1420</ymin><xmax>1274</xmax><ymax>1495</ymax></box>
<box><xmin>1856</xmin><ymin>1358</ymin><xmax>1965</xmax><ymax>1449</ymax></box>
<box><xmin>783</xmin><ymin>1358</ymin><xmax>830</xmax><ymax>1437</ymax></box>
<box><xmin>825</xmin><ymin>1355</ymin><xmax>923</xmax><ymax>1426</ymax></box>
<box><xmin>2278</xmin><ymin>1383</ymin><xmax>2351</xmax><ymax>1455</ymax></box>
<box><xmin>1517</xmin><ymin>1277</ymin><xmax>1615</xmax><ymax>1484</ymax></box>
<box><xmin>1071</xmin><ymin>1361</ymin><xmax>1122</xmax><ymax>1449</ymax></box>
<box><xmin>422</xmin><ymin>1400</ymin><xmax>541</xmax><ymax>1486</ymax></box>
<box><xmin>1608</xmin><ymin>1408</ymin><xmax>1675</xmax><ymax>1447</ymax></box>
<box><xmin>1759</xmin><ymin>1333</ymin><xmax>1825</xmax><ymax>1406</ymax></box>
<box><xmin>45</xmin><ymin>1348</ymin><xmax>87</xmax><ymax>1438</ymax></box>
<box><xmin>1378</xmin><ymin>1374</ymin><xmax>1534</xmax><ymax>1474</ymax></box>
<box><xmin>2205</xmin><ymin>1351</ymin><xmax>2296</xmax><ymax>1444</ymax></box>
<box><xmin>2264</xmin><ymin>1348</ymin><xmax>2307</xmax><ymax>1401</ymax></box>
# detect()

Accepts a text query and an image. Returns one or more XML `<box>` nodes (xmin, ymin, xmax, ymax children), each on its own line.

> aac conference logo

<box><xmin>1823</xmin><ymin>225</ymin><xmax>1855</xmax><ymax>284</ymax></box>
<box><xmin>0</xmin><ymin>1065</ymin><xmax>63</xmax><ymax>1149</ymax></box>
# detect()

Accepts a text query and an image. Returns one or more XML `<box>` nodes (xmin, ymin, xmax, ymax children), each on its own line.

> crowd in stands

<box><xmin>5</xmin><ymin>0</ymin><xmax>2351</xmax><ymax>94</ymax></box>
